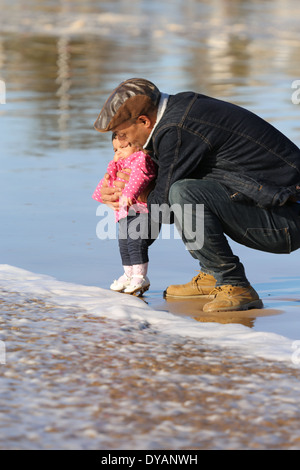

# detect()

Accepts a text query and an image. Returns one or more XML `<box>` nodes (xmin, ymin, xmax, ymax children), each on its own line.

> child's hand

<box><xmin>119</xmin><ymin>195</ymin><xmax>133</xmax><ymax>209</ymax></box>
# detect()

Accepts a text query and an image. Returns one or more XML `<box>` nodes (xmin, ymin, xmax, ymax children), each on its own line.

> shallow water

<box><xmin>1</xmin><ymin>0</ymin><xmax>300</xmax><ymax>450</ymax></box>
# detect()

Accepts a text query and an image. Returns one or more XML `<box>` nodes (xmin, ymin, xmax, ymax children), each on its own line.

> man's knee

<box><xmin>169</xmin><ymin>179</ymin><xmax>214</xmax><ymax>206</ymax></box>
<box><xmin>169</xmin><ymin>180</ymin><xmax>187</xmax><ymax>205</ymax></box>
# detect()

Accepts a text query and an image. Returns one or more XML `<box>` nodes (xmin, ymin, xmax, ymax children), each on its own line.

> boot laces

<box><xmin>192</xmin><ymin>271</ymin><xmax>209</xmax><ymax>287</ymax></box>
<box><xmin>209</xmin><ymin>286</ymin><xmax>234</xmax><ymax>297</ymax></box>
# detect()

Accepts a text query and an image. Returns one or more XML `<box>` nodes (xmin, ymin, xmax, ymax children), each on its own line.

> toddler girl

<box><xmin>92</xmin><ymin>133</ymin><xmax>158</xmax><ymax>295</ymax></box>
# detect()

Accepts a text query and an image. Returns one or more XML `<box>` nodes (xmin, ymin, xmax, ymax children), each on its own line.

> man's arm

<box><xmin>100</xmin><ymin>170</ymin><xmax>135</xmax><ymax>210</ymax></box>
<box><xmin>101</xmin><ymin>166</ymin><xmax>155</xmax><ymax>208</ymax></box>
<box><xmin>147</xmin><ymin>126</ymin><xmax>211</xmax><ymax>207</ymax></box>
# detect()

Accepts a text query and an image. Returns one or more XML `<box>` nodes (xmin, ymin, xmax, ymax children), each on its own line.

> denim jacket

<box><xmin>146</xmin><ymin>92</ymin><xmax>300</xmax><ymax>210</ymax></box>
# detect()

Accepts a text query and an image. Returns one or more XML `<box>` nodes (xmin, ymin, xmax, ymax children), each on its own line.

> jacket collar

<box><xmin>143</xmin><ymin>92</ymin><xmax>169</xmax><ymax>149</ymax></box>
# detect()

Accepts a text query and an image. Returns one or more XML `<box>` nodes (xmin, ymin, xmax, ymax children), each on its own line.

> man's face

<box><xmin>112</xmin><ymin>116</ymin><xmax>153</xmax><ymax>149</ymax></box>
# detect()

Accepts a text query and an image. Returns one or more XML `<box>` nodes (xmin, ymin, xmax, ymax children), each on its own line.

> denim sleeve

<box><xmin>147</xmin><ymin>125</ymin><xmax>211</xmax><ymax>209</ymax></box>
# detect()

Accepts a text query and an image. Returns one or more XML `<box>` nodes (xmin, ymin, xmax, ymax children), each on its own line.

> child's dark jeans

<box><xmin>118</xmin><ymin>213</ymin><xmax>160</xmax><ymax>266</ymax></box>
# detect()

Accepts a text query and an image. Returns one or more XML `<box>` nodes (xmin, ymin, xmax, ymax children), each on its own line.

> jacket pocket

<box><xmin>242</xmin><ymin>227</ymin><xmax>291</xmax><ymax>254</ymax></box>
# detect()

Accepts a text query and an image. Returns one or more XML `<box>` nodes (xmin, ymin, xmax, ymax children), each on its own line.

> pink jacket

<box><xmin>92</xmin><ymin>151</ymin><xmax>157</xmax><ymax>221</ymax></box>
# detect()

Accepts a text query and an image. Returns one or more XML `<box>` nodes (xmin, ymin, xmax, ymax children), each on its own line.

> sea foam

<box><xmin>0</xmin><ymin>264</ymin><xmax>298</xmax><ymax>366</ymax></box>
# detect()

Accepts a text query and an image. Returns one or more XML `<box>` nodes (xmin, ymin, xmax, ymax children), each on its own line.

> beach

<box><xmin>1</xmin><ymin>0</ymin><xmax>300</xmax><ymax>450</ymax></box>
<box><xmin>1</xmin><ymin>265</ymin><xmax>300</xmax><ymax>450</ymax></box>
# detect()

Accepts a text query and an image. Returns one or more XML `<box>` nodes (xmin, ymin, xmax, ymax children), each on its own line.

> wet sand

<box><xmin>1</xmin><ymin>289</ymin><xmax>300</xmax><ymax>450</ymax></box>
<box><xmin>149</xmin><ymin>295</ymin><xmax>284</xmax><ymax>328</ymax></box>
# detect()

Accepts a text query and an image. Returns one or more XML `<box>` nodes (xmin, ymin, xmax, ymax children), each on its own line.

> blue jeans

<box><xmin>169</xmin><ymin>179</ymin><xmax>300</xmax><ymax>286</ymax></box>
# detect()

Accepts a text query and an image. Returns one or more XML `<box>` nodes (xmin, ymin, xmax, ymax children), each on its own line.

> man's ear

<box><xmin>137</xmin><ymin>115</ymin><xmax>152</xmax><ymax>128</ymax></box>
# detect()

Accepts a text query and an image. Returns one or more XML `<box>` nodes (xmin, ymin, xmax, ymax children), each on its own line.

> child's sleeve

<box><xmin>122</xmin><ymin>153</ymin><xmax>157</xmax><ymax>200</ymax></box>
<box><xmin>92</xmin><ymin>160</ymin><xmax>116</xmax><ymax>203</ymax></box>
<box><xmin>92</xmin><ymin>178</ymin><xmax>105</xmax><ymax>203</ymax></box>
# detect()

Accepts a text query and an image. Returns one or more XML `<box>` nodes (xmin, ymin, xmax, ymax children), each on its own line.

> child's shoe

<box><xmin>123</xmin><ymin>275</ymin><xmax>150</xmax><ymax>295</ymax></box>
<box><xmin>110</xmin><ymin>273</ymin><xmax>131</xmax><ymax>292</ymax></box>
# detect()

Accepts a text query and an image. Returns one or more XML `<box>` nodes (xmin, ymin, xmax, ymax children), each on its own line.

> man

<box><xmin>94</xmin><ymin>78</ymin><xmax>300</xmax><ymax>313</ymax></box>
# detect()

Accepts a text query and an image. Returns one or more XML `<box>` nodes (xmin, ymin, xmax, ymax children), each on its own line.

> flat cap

<box><xmin>94</xmin><ymin>78</ymin><xmax>161</xmax><ymax>132</ymax></box>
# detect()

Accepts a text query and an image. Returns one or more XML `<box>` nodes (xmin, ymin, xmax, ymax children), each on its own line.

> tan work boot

<box><xmin>203</xmin><ymin>285</ymin><xmax>263</xmax><ymax>313</ymax></box>
<box><xmin>164</xmin><ymin>271</ymin><xmax>216</xmax><ymax>298</ymax></box>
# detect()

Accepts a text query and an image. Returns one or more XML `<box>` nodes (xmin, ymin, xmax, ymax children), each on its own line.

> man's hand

<box><xmin>100</xmin><ymin>170</ymin><xmax>131</xmax><ymax>210</ymax></box>
<box><xmin>100</xmin><ymin>170</ymin><xmax>155</xmax><ymax>210</ymax></box>
<box><xmin>100</xmin><ymin>174</ymin><xmax>122</xmax><ymax>210</ymax></box>
<box><xmin>118</xmin><ymin>169</ymin><xmax>155</xmax><ymax>204</ymax></box>
<box><xmin>116</xmin><ymin>170</ymin><xmax>131</xmax><ymax>183</ymax></box>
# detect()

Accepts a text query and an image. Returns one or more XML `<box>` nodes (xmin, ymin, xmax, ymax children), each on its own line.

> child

<box><xmin>92</xmin><ymin>133</ymin><xmax>159</xmax><ymax>295</ymax></box>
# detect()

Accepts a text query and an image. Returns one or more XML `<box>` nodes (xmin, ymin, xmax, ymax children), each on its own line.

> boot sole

<box><xmin>124</xmin><ymin>285</ymin><xmax>150</xmax><ymax>296</ymax></box>
<box><xmin>110</xmin><ymin>284</ymin><xmax>131</xmax><ymax>293</ymax></box>
<box><xmin>204</xmin><ymin>299</ymin><xmax>264</xmax><ymax>313</ymax></box>
<box><xmin>163</xmin><ymin>290</ymin><xmax>212</xmax><ymax>299</ymax></box>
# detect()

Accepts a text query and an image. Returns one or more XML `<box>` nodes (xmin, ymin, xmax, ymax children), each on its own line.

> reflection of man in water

<box><xmin>94</xmin><ymin>78</ymin><xmax>300</xmax><ymax>313</ymax></box>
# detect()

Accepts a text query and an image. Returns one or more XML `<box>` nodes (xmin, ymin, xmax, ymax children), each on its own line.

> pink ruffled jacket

<box><xmin>92</xmin><ymin>151</ymin><xmax>157</xmax><ymax>221</ymax></box>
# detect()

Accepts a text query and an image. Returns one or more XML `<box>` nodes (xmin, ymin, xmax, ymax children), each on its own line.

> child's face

<box><xmin>113</xmin><ymin>137</ymin><xmax>140</xmax><ymax>161</ymax></box>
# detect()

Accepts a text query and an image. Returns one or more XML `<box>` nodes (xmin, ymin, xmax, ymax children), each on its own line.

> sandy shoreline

<box><xmin>1</xmin><ymin>285</ymin><xmax>300</xmax><ymax>450</ymax></box>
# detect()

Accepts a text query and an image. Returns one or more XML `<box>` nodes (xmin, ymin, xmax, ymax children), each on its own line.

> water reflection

<box><xmin>0</xmin><ymin>0</ymin><xmax>300</xmax><ymax>153</ymax></box>
<box><xmin>148</xmin><ymin>295</ymin><xmax>284</xmax><ymax>329</ymax></box>
<box><xmin>56</xmin><ymin>36</ymin><xmax>71</xmax><ymax>149</ymax></box>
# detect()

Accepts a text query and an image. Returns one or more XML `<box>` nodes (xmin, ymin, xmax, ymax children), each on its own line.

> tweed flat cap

<box><xmin>94</xmin><ymin>78</ymin><xmax>161</xmax><ymax>132</ymax></box>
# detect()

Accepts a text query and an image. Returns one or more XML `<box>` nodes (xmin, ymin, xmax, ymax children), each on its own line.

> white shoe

<box><xmin>110</xmin><ymin>273</ymin><xmax>131</xmax><ymax>292</ymax></box>
<box><xmin>123</xmin><ymin>275</ymin><xmax>150</xmax><ymax>295</ymax></box>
